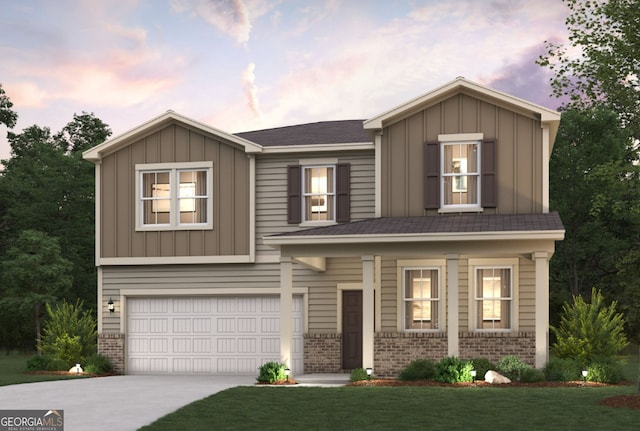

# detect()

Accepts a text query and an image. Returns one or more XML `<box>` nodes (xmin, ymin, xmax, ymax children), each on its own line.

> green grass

<box><xmin>139</xmin><ymin>385</ymin><xmax>639</xmax><ymax>431</ymax></box>
<box><xmin>0</xmin><ymin>352</ymin><xmax>89</xmax><ymax>386</ymax></box>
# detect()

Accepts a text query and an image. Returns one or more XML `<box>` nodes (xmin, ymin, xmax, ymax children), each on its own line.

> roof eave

<box><xmin>263</xmin><ymin>229</ymin><xmax>566</xmax><ymax>247</ymax></box>
<box><xmin>261</xmin><ymin>142</ymin><xmax>374</xmax><ymax>153</ymax></box>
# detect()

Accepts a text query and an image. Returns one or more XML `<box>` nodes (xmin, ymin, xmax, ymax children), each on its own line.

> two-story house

<box><xmin>83</xmin><ymin>77</ymin><xmax>564</xmax><ymax>376</ymax></box>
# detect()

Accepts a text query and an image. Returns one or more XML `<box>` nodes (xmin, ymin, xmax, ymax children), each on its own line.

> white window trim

<box><xmin>397</xmin><ymin>259</ymin><xmax>446</xmax><ymax>332</ymax></box>
<box><xmin>468</xmin><ymin>258</ymin><xmax>519</xmax><ymax>332</ymax></box>
<box><xmin>135</xmin><ymin>161</ymin><xmax>213</xmax><ymax>231</ymax></box>
<box><xmin>301</xmin><ymin>164</ymin><xmax>336</xmax><ymax>223</ymax></box>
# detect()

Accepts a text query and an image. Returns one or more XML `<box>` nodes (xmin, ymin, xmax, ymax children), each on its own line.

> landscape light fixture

<box><xmin>366</xmin><ymin>368</ymin><xmax>372</xmax><ymax>380</ymax></box>
<box><xmin>471</xmin><ymin>369</ymin><xmax>477</xmax><ymax>383</ymax></box>
<box><xmin>285</xmin><ymin>368</ymin><xmax>290</xmax><ymax>381</ymax></box>
<box><xmin>108</xmin><ymin>298</ymin><xmax>115</xmax><ymax>313</ymax></box>
<box><xmin>582</xmin><ymin>369</ymin><xmax>588</xmax><ymax>384</ymax></box>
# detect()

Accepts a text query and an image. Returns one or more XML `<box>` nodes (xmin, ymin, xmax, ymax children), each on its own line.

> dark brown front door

<box><xmin>342</xmin><ymin>290</ymin><xmax>363</xmax><ymax>370</ymax></box>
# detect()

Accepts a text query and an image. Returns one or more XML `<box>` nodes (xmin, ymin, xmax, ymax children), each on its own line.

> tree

<box><xmin>0</xmin><ymin>230</ymin><xmax>73</xmax><ymax>351</ymax></box>
<box><xmin>0</xmin><ymin>83</ymin><xmax>17</xmax><ymax>128</ymax></box>
<box><xmin>538</xmin><ymin>0</ymin><xmax>640</xmax><ymax>138</ymax></box>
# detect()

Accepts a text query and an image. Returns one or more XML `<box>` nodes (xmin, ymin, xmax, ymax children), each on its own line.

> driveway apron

<box><xmin>0</xmin><ymin>374</ymin><xmax>255</xmax><ymax>430</ymax></box>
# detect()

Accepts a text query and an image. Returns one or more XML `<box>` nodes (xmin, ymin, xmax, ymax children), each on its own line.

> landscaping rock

<box><xmin>485</xmin><ymin>370</ymin><xmax>511</xmax><ymax>384</ymax></box>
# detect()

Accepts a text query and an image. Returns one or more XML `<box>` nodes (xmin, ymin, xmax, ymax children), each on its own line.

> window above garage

<box><xmin>135</xmin><ymin>161</ymin><xmax>213</xmax><ymax>231</ymax></box>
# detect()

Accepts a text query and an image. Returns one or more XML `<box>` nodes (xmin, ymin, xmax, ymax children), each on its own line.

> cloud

<box><xmin>242</xmin><ymin>62</ymin><xmax>262</xmax><ymax>118</ymax></box>
<box><xmin>173</xmin><ymin>0</ymin><xmax>252</xmax><ymax>44</ymax></box>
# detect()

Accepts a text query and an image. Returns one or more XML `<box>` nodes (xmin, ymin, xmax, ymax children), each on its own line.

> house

<box><xmin>83</xmin><ymin>77</ymin><xmax>564</xmax><ymax>377</ymax></box>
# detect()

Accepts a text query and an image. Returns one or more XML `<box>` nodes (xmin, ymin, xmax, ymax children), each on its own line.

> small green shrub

<box><xmin>84</xmin><ymin>353</ymin><xmax>113</xmax><ymax>374</ymax></box>
<box><xmin>434</xmin><ymin>357</ymin><xmax>473</xmax><ymax>384</ymax></box>
<box><xmin>544</xmin><ymin>357</ymin><xmax>583</xmax><ymax>381</ymax></box>
<box><xmin>49</xmin><ymin>334</ymin><xmax>83</xmax><ymax>367</ymax></box>
<box><xmin>587</xmin><ymin>358</ymin><xmax>625</xmax><ymax>384</ymax></box>
<box><xmin>41</xmin><ymin>300</ymin><xmax>97</xmax><ymax>364</ymax></box>
<box><xmin>495</xmin><ymin>355</ymin><xmax>530</xmax><ymax>381</ymax></box>
<box><xmin>469</xmin><ymin>358</ymin><xmax>495</xmax><ymax>379</ymax></box>
<box><xmin>520</xmin><ymin>367</ymin><xmax>545</xmax><ymax>383</ymax></box>
<box><xmin>398</xmin><ymin>359</ymin><xmax>436</xmax><ymax>381</ymax></box>
<box><xmin>256</xmin><ymin>361</ymin><xmax>287</xmax><ymax>383</ymax></box>
<box><xmin>350</xmin><ymin>368</ymin><xmax>370</xmax><ymax>382</ymax></box>
<box><xmin>26</xmin><ymin>354</ymin><xmax>54</xmax><ymax>371</ymax></box>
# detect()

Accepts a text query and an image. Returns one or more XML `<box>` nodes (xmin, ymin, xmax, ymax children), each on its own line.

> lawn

<box><xmin>0</xmin><ymin>352</ymin><xmax>89</xmax><ymax>386</ymax></box>
<box><xmin>139</xmin><ymin>384</ymin><xmax>639</xmax><ymax>431</ymax></box>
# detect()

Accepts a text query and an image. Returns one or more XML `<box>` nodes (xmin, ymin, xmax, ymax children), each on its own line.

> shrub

<box><xmin>49</xmin><ymin>334</ymin><xmax>83</xmax><ymax>368</ymax></box>
<box><xmin>40</xmin><ymin>300</ymin><xmax>97</xmax><ymax>364</ymax></box>
<box><xmin>469</xmin><ymin>358</ymin><xmax>495</xmax><ymax>380</ymax></box>
<box><xmin>350</xmin><ymin>368</ymin><xmax>370</xmax><ymax>382</ymax></box>
<box><xmin>434</xmin><ymin>357</ymin><xmax>473</xmax><ymax>384</ymax></box>
<box><xmin>84</xmin><ymin>353</ymin><xmax>113</xmax><ymax>374</ymax></box>
<box><xmin>26</xmin><ymin>354</ymin><xmax>53</xmax><ymax>371</ymax></box>
<box><xmin>398</xmin><ymin>359</ymin><xmax>436</xmax><ymax>381</ymax></box>
<box><xmin>495</xmin><ymin>355</ymin><xmax>530</xmax><ymax>381</ymax></box>
<box><xmin>544</xmin><ymin>357</ymin><xmax>583</xmax><ymax>381</ymax></box>
<box><xmin>256</xmin><ymin>361</ymin><xmax>287</xmax><ymax>383</ymax></box>
<box><xmin>520</xmin><ymin>367</ymin><xmax>545</xmax><ymax>383</ymax></box>
<box><xmin>587</xmin><ymin>357</ymin><xmax>624</xmax><ymax>384</ymax></box>
<box><xmin>551</xmin><ymin>288</ymin><xmax>628</xmax><ymax>364</ymax></box>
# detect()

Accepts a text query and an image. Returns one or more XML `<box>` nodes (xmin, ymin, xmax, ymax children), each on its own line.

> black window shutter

<box><xmin>424</xmin><ymin>141</ymin><xmax>440</xmax><ymax>209</ymax></box>
<box><xmin>287</xmin><ymin>165</ymin><xmax>302</xmax><ymax>224</ymax></box>
<box><xmin>336</xmin><ymin>163</ymin><xmax>350</xmax><ymax>222</ymax></box>
<box><xmin>481</xmin><ymin>140</ymin><xmax>497</xmax><ymax>208</ymax></box>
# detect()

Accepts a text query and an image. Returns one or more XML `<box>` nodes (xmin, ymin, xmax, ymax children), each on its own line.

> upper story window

<box><xmin>303</xmin><ymin>166</ymin><xmax>335</xmax><ymax>222</ymax></box>
<box><xmin>136</xmin><ymin>162</ymin><xmax>213</xmax><ymax>231</ymax></box>
<box><xmin>424</xmin><ymin>133</ymin><xmax>496</xmax><ymax>212</ymax></box>
<box><xmin>442</xmin><ymin>141</ymin><xmax>479</xmax><ymax>208</ymax></box>
<box><xmin>287</xmin><ymin>162</ymin><xmax>350</xmax><ymax>225</ymax></box>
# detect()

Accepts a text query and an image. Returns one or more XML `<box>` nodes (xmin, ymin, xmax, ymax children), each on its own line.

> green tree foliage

<box><xmin>0</xmin><ymin>83</ymin><xmax>17</xmax><ymax>128</ymax></box>
<box><xmin>551</xmin><ymin>288</ymin><xmax>628</xmax><ymax>364</ymax></box>
<box><xmin>40</xmin><ymin>300</ymin><xmax>97</xmax><ymax>363</ymax></box>
<box><xmin>0</xmin><ymin>111</ymin><xmax>111</xmax><ymax>347</ymax></box>
<box><xmin>0</xmin><ymin>230</ymin><xmax>73</xmax><ymax>351</ymax></box>
<box><xmin>538</xmin><ymin>0</ymin><xmax>640</xmax><ymax>138</ymax></box>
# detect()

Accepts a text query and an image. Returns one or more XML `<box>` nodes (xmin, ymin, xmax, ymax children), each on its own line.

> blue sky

<box><xmin>0</xmin><ymin>0</ymin><xmax>570</xmax><ymax>160</ymax></box>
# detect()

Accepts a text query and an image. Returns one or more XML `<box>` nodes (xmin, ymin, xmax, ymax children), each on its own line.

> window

<box><xmin>403</xmin><ymin>268</ymin><xmax>440</xmax><ymax>330</ymax></box>
<box><xmin>475</xmin><ymin>267</ymin><xmax>512</xmax><ymax>330</ymax></box>
<box><xmin>303</xmin><ymin>166</ymin><xmax>335</xmax><ymax>221</ymax></box>
<box><xmin>423</xmin><ymin>134</ymin><xmax>496</xmax><ymax>211</ymax></box>
<box><xmin>136</xmin><ymin>162</ymin><xmax>213</xmax><ymax>230</ymax></box>
<box><xmin>287</xmin><ymin>163</ymin><xmax>350</xmax><ymax>224</ymax></box>
<box><xmin>442</xmin><ymin>141</ymin><xmax>479</xmax><ymax>208</ymax></box>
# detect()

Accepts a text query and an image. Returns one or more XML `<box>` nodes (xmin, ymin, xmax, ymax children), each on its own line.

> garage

<box><xmin>127</xmin><ymin>296</ymin><xmax>303</xmax><ymax>375</ymax></box>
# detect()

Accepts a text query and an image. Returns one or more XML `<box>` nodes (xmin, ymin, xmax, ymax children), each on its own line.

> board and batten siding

<box><xmin>381</xmin><ymin>92</ymin><xmax>543</xmax><ymax>217</ymax></box>
<box><xmin>100</xmin><ymin>123</ymin><xmax>251</xmax><ymax>259</ymax></box>
<box><xmin>255</xmin><ymin>152</ymin><xmax>375</xmax><ymax>256</ymax></box>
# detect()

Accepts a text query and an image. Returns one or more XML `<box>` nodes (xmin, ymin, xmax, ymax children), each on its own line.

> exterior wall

<box><xmin>98</xmin><ymin>333</ymin><xmax>125</xmax><ymax>374</ymax></box>
<box><xmin>458</xmin><ymin>332</ymin><xmax>536</xmax><ymax>366</ymax></box>
<box><xmin>255</xmin><ymin>152</ymin><xmax>375</xmax><ymax>257</ymax></box>
<box><xmin>304</xmin><ymin>334</ymin><xmax>342</xmax><ymax>373</ymax></box>
<box><xmin>375</xmin><ymin>332</ymin><xmax>448</xmax><ymax>378</ymax></box>
<box><xmin>380</xmin><ymin>92</ymin><xmax>544</xmax><ymax>217</ymax></box>
<box><xmin>100</xmin><ymin>123</ymin><xmax>251</xmax><ymax>259</ymax></box>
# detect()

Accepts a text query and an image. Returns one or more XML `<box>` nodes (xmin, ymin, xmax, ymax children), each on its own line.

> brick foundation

<box><xmin>459</xmin><ymin>332</ymin><xmax>536</xmax><ymax>366</ymax></box>
<box><xmin>304</xmin><ymin>333</ymin><xmax>342</xmax><ymax>373</ymax></box>
<box><xmin>98</xmin><ymin>333</ymin><xmax>125</xmax><ymax>374</ymax></box>
<box><xmin>374</xmin><ymin>332</ymin><xmax>448</xmax><ymax>378</ymax></box>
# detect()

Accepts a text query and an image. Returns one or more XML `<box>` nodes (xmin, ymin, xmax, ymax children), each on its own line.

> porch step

<box><xmin>294</xmin><ymin>373</ymin><xmax>350</xmax><ymax>386</ymax></box>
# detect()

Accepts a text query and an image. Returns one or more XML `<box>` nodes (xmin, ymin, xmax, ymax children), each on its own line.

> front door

<box><xmin>342</xmin><ymin>290</ymin><xmax>362</xmax><ymax>370</ymax></box>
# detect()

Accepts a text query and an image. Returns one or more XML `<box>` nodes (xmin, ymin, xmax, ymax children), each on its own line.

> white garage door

<box><xmin>127</xmin><ymin>296</ymin><xmax>303</xmax><ymax>375</ymax></box>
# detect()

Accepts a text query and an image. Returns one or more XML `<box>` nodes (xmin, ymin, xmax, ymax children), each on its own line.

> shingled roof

<box><xmin>267</xmin><ymin>211</ymin><xmax>564</xmax><ymax>238</ymax></box>
<box><xmin>235</xmin><ymin>120</ymin><xmax>370</xmax><ymax>146</ymax></box>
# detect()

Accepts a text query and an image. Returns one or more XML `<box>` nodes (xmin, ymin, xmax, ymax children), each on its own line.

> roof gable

<box><xmin>83</xmin><ymin>110</ymin><xmax>263</xmax><ymax>162</ymax></box>
<box><xmin>363</xmin><ymin>77</ymin><xmax>561</xmax><ymax>143</ymax></box>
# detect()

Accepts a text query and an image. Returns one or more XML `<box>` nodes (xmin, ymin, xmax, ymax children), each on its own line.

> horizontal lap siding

<box><xmin>519</xmin><ymin>258</ymin><xmax>536</xmax><ymax>331</ymax></box>
<box><xmin>255</xmin><ymin>153</ymin><xmax>375</xmax><ymax>256</ymax></box>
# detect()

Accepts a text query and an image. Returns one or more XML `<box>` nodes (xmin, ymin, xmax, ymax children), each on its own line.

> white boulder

<box><xmin>484</xmin><ymin>370</ymin><xmax>511</xmax><ymax>384</ymax></box>
<box><xmin>69</xmin><ymin>364</ymin><xmax>83</xmax><ymax>373</ymax></box>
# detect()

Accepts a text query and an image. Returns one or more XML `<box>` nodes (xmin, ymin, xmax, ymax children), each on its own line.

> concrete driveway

<box><xmin>0</xmin><ymin>374</ymin><xmax>255</xmax><ymax>430</ymax></box>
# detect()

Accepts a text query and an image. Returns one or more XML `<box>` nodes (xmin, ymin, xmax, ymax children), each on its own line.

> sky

<box><xmin>0</xmin><ymin>0</ymin><xmax>571</xmax><ymax>160</ymax></box>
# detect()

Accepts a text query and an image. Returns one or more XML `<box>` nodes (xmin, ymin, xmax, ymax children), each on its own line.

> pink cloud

<box><xmin>242</xmin><ymin>62</ymin><xmax>262</xmax><ymax>118</ymax></box>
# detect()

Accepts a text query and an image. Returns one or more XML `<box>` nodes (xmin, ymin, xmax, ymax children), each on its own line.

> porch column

<box><xmin>279</xmin><ymin>256</ymin><xmax>293</xmax><ymax>369</ymax></box>
<box><xmin>362</xmin><ymin>255</ymin><xmax>375</xmax><ymax>370</ymax></box>
<box><xmin>446</xmin><ymin>254</ymin><xmax>459</xmax><ymax>357</ymax></box>
<box><xmin>534</xmin><ymin>252</ymin><xmax>549</xmax><ymax>368</ymax></box>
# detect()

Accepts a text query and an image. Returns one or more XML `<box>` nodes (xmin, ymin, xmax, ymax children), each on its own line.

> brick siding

<box><xmin>303</xmin><ymin>333</ymin><xmax>342</xmax><ymax>373</ymax></box>
<box><xmin>458</xmin><ymin>331</ymin><xmax>536</xmax><ymax>366</ymax></box>
<box><xmin>98</xmin><ymin>333</ymin><xmax>125</xmax><ymax>374</ymax></box>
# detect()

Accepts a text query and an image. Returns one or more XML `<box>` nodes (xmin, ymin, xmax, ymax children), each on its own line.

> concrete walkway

<box><xmin>0</xmin><ymin>374</ymin><xmax>255</xmax><ymax>431</ymax></box>
<box><xmin>0</xmin><ymin>374</ymin><xmax>349</xmax><ymax>430</ymax></box>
